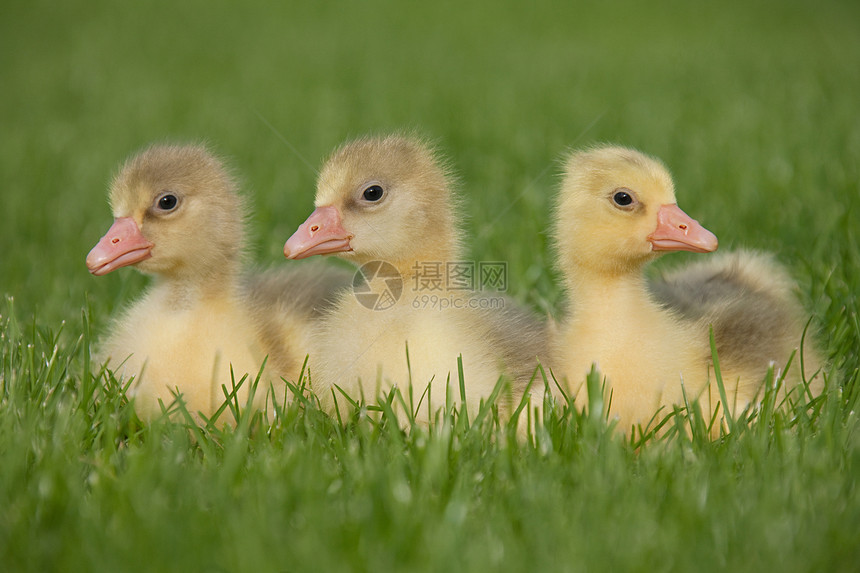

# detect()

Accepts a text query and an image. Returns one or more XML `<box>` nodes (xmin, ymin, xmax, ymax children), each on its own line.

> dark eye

<box><xmin>362</xmin><ymin>185</ymin><xmax>384</xmax><ymax>202</ymax></box>
<box><xmin>612</xmin><ymin>189</ymin><xmax>635</xmax><ymax>208</ymax></box>
<box><xmin>157</xmin><ymin>194</ymin><xmax>178</xmax><ymax>211</ymax></box>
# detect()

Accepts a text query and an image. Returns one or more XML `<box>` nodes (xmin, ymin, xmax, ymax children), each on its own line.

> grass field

<box><xmin>2</xmin><ymin>0</ymin><xmax>860</xmax><ymax>570</ymax></box>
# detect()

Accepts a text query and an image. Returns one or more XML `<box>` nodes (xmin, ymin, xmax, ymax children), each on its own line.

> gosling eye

<box><xmin>156</xmin><ymin>193</ymin><xmax>179</xmax><ymax>212</ymax></box>
<box><xmin>362</xmin><ymin>184</ymin><xmax>385</xmax><ymax>202</ymax></box>
<box><xmin>611</xmin><ymin>188</ymin><xmax>637</xmax><ymax>210</ymax></box>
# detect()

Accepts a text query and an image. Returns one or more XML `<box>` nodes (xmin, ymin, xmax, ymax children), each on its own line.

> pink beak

<box><xmin>284</xmin><ymin>205</ymin><xmax>353</xmax><ymax>260</ymax></box>
<box><xmin>86</xmin><ymin>217</ymin><xmax>154</xmax><ymax>276</ymax></box>
<box><xmin>648</xmin><ymin>204</ymin><xmax>718</xmax><ymax>253</ymax></box>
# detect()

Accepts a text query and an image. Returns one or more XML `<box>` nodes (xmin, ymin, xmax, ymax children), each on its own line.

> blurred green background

<box><xmin>2</xmin><ymin>2</ymin><xmax>860</xmax><ymax>571</ymax></box>
<box><xmin>1</xmin><ymin>0</ymin><xmax>858</xmax><ymax>337</ymax></box>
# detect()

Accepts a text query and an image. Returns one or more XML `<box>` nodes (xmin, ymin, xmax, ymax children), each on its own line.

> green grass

<box><xmin>2</xmin><ymin>0</ymin><xmax>860</xmax><ymax>571</ymax></box>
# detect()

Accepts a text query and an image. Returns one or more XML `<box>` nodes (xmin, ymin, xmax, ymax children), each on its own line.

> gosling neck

<box><xmin>564</xmin><ymin>262</ymin><xmax>656</xmax><ymax>323</ymax></box>
<box><xmin>149</xmin><ymin>259</ymin><xmax>241</xmax><ymax>310</ymax></box>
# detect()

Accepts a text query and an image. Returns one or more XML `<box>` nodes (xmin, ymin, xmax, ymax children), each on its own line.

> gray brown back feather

<box><xmin>241</xmin><ymin>263</ymin><xmax>353</xmax><ymax>379</ymax></box>
<box><xmin>649</xmin><ymin>250</ymin><xmax>813</xmax><ymax>374</ymax></box>
<box><xmin>477</xmin><ymin>296</ymin><xmax>550</xmax><ymax>405</ymax></box>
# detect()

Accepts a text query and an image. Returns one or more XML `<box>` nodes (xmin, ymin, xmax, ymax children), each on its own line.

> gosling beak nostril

<box><xmin>284</xmin><ymin>205</ymin><xmax>352</xmax><ymax>260</ymax></box>
<box><xmin>648</xmin><ymin>204</ymin><xmax>718</xmax><ymax>253</ymax></box>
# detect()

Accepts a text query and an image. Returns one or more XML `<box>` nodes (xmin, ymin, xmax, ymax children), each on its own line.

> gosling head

<box><xmin>86</xmin><ymin>143</ymin><xmax>246</xmax><ymax>281</ymax></box>
<box><xmin>284</xmin><ymin>134</ymin><xmax>461</xmax><ymax>271</ymax></box>
<box><xmin>554</xmin><ymin>145</ymin><xmax>717</xmax><ymax>278</ymax></box>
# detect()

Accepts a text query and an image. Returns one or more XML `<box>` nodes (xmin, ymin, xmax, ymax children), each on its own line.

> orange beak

<box><xmin>86</xmin><ymin>217</ymin><xmax>154</xmax><ymax>276</ymax></box>
<box><xmin>648</xmin><ymin>204</ymin><xmax>718</xmax><ymax>253</ymax></box>
<box><xmin>284</xmin><ymin>205</ymin><xmax>353</xmax><ymax>260</ymax></box>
